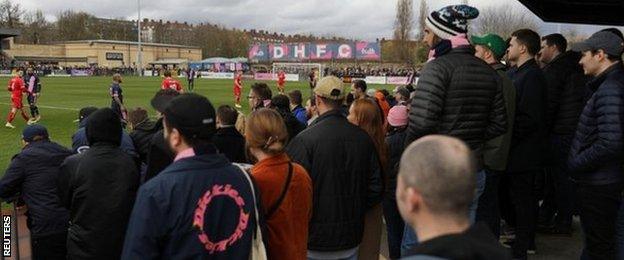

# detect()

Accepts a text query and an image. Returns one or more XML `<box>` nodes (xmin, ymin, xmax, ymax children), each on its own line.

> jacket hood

<box><xmin>86</xmin><ymin>108</ymin><xmax>122</xmax><ymax>146</ymax></box>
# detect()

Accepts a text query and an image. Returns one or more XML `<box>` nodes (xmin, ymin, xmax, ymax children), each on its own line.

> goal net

<box><xmin>271</xmin><ymin>62</ymin><xmax>323</xmax><ymax>81</ymax></box>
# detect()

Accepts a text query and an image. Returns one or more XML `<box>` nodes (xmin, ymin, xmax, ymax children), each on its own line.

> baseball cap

<box><xmin>314</xmin><ymin>76</ymin><xmax>346</xmax><ymax>100</ymax></box>
<box><xmin>471</xmin><ymin>34</ymin><xmax>507</xmax><ymax>59</ymax></box>
<box><xmin>77</xmin><ymin>106</ymin><xmax>98</xmax><ymax>123</ymax></box>
<box><xmin>151</xmin><ymin>89</ymin><xmax>180</xmax><ymax>113</ymax></box>
<box><xmin>163</xmin><ymin>93</ymin><xmax>216</xmax><ymax>140</ymax></box>
<box><xmin>22</xmin><ymin>124</ymin><xmax>48</xmax><ymax>142</ymax></box>
<box><xmin>572</xmin><ymin>31</ymin><xmax>624</xmax><ymax>57</ymax></box>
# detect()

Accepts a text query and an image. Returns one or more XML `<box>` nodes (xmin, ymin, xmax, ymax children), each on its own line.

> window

<box><xmin>166</xmin><ymin>48</ymin><xmax>169</xmax><ymax>52</ymax></box>
<box><xmin>112</xmin><ymin>46</ymin><xmax>116</xmax><ymax>50</ymax></box>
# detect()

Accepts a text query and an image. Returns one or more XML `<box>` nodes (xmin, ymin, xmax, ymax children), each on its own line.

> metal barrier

<box><xmin>0</xmin><ymin>196</ymin><xmax>21</xmax><ymax>260</ymax></box>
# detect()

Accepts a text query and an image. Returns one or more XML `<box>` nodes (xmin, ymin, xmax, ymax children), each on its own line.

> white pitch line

<box><xmin>0</xmin><ymin>102</ymin><xmax>79</xmax><ymax>111</ymax></box>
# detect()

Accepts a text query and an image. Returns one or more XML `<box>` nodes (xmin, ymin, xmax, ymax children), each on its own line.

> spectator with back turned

<box><xmin>0</xmin><ymin>125</ymin><xmax>72</xmax><ymax>260</ymax></box>
<box><xmin>212</xmin><ymin>105</ymin><xmax>246</xmax><ymax>163</ymax></box>
<box><xmin>144</xmin><ymin>89</ymin><xmax>180</xmax><ymax>181</ymax></box>
<box><xmin>58</xmin><ymin>108</ymin><xmax>140</xmax><ymax>259</ymax></box>
<box><xmin>287</xmin><ymin>76</ymin><xmax>383</xmax><ymax>260</ymax></box>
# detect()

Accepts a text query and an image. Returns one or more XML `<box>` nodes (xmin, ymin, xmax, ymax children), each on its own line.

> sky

<box><xmin>17</xmin><ymin>0</ymin><xmax>622</xmax><ymax>41</ymax></box>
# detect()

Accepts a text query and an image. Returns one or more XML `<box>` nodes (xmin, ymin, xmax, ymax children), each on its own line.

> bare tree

<box><xmin>0</xmin><ymin>0</ymin><xmax>23</xmax><ymax>28</ymax></box>
<box><xmin>416</xmin><ymin>0</ymin><xmax>428</xmax><ymax>40</ymax></box>
<box><xmin>393</xmin><ymin>0</ymin><xmax>415</xmax><ymax>65</ymax></box>
<box><xmin>22</xmin><ymin>10</ymin><xmax>53</xmax><ymax>44</ymax></box>
<box><xmin>473</xmin><ymin>4</ymin><xmax>539</xmax><ymax>39</ymax></box>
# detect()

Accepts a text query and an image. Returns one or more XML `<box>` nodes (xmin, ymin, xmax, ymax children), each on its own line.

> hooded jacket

<box><xmin>0</xmin><ymin>140</ymin><xmax>72</xmax><ymax>237</ymax></box>
<box><xmin>569</xmin><ymin>63</ymin><xmax>624</xmax><ymax>185</ymax></box>
<box><xmin>212</xmin><ymin>126</ymin><xmax>246</xmax><ymax>163</ymax></box>
<box><xmin>58</xmin><ymin>108</ymin><xmax>140</xmax><ymax>259</ymax></box>
<box><xmin>129</xmin><ymin>119</ymin><xmax>159</xmax><ymax>164</ymax></box>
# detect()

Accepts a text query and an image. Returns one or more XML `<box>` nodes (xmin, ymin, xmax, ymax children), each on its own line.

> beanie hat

<box><xmin>426</xmin><ymin>5</ymin><xmax>479</xmax><ymax>40</ymax></box>
<box><xmin>163</xmin><ymin>93</ymin><xmax>216</xmax><ymax>141</ymax></box>
<box><xmin>388</xmin><ymin>105</ymin><xmax>408</xmax><ymax>127</ymax></box>
<box><xmin>86</xmin><ymin>108</ymin><xmax>122</xmax><ymax>146</ymax></box>
<box><xmin>22</xmin><ymin>124</ymin><xmax>48</xmax><ymax>142</ymax></box>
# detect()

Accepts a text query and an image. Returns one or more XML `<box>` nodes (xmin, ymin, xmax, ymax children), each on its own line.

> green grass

<box><xmin>0</xmin><ymin>76</ymin><xmax>392</xmax><ymax>173</ymax></box>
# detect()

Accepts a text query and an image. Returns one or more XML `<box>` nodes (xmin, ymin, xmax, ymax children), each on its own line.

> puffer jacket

<box><xmin>286</xmin><ymin>110</ymin><xmax>383</xmax><ymax>251</ymax></box>
<box><xmin>406</xmin><ymin>46</ymin><xmax>507</xmax><ymax>164</ymax></box>
<box><xmin>543</xmin><ymin>51</ymin><xmax>589</xmax><ymax>136</ymax></box>
<box><xmin>568</xmin><ymin>63</ymin><xmax>624</xmax><ymax>185</ymax></box>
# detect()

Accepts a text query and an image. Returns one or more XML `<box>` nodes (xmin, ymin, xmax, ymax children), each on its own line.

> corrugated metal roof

<box><xmin>519</xmin><ymin>0</ymin><xmax>624</xmax><ymax>26</ymax></box>
<box><xmin>62</xmin><ymin>40</ymin><xmax>200</xmax><ymax>49</ymax></box>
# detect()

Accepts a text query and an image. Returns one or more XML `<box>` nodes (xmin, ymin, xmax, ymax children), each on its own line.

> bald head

<box><xmin>399</xmin><ymin>135</ymin><xmax>476</xmax><ymax>217</ymax></box>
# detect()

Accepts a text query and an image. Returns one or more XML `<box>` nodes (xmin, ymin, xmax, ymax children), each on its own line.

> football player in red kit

<box><xmin>277</xmin><ymin>70</ymin><xmax>286</xmax><ymax>94</ymax></box>
<box><xmin>161</xmin><ymin>70</ymin><xmax>184</xmax><ymax>92</ymax></box>
<box><xmin>233</xmin><ymin>71</ymin><xmax>243</xmax><ymax>108</ymax></box>
<box><xmin>5</xmin><ymin>71</ymin><xmax>30</xmax><ymax>129</ymax></box>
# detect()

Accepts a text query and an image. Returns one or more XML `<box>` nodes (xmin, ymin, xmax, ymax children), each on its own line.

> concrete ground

<box><xmin>4</xmin><ymin>207</ymin><xmax>583</xmax><ymax>260</ymax></box>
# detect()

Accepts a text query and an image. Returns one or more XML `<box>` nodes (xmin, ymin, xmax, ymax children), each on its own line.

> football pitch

<box><xmin>0</xmin><ymin>76</ymin><xmax>391</xmax><ymax>173</ymax></box>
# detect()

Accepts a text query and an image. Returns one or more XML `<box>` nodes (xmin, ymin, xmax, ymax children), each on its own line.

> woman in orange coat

<box><xmin>246</xmin><ymin>108</ymin><xmax>313</xmax><ymax>260</ymax></box>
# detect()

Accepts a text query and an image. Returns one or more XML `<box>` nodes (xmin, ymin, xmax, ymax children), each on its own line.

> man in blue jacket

<box><xmin>72</xmin><ymin>106</ymin><xmax>137</xmax><ymax>157</ymax></box>
<box><xmin>0</xmin><ymin>124</ymin><xmax>72</xmax><ymax>259</ymax></box>
<box><xmin>122</xmin><ymin>93</ymin><xmax>257</xmax><ymax>259</ymax></box>
<box><xmin>569</xmin><ymin>31</ymin><xmax>624</xmax><ymax>260</ymax></box>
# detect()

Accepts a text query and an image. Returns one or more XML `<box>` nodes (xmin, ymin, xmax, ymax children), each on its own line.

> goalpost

<box><xmin>271</xmin><ymin>62</ymin><xmax>324</xmax><ymax>81</ymax></box>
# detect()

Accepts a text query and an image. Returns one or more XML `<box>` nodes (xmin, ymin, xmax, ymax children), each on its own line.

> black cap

<box><xmin>572</xmin><ymin>31</ymin><xmax>624</xmax><ymax>57</ymax></box>
<box><xmin>78</xmin><ymin>106</ymin><xmax>98</xmax><ymax>123</ymax></box>
<box><xmin>22</xmin><ymin>124</ymin><xmax>48</xmax><ymax>142</ymax></box>
<box><xmin>163</xmin><ymin>93</ymin><xmax>216</xmax><ymax>140</ymax></box>
<box><xmin>151</xmin><ymin>89</ymin><xmax>180</xmax><ymax>113</ymax></box>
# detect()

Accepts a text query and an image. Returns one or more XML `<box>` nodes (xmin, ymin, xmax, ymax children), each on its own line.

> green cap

<box><xmin>471</xmin><ymin>34</ymin><xmax>507</xmax><ymax>59</ymax></box>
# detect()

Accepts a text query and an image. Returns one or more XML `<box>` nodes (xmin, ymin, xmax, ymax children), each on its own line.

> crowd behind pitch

<box><xmin>4</xmin><ymin>4</ymin><xmax>624</xmax><ymax>260</ymax></box>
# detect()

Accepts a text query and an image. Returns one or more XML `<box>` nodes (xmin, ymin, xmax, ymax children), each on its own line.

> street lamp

<box><xmin>137</xmin><ymin>0</ymin><xmax>143</xmax><ymax>76</ymax></box>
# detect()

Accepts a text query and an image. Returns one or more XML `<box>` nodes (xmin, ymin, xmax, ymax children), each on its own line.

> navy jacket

<box><xmin>122</xmin><ymin>147</ymin><xmax>257</xmax><ymax>260</ymax></box>
<box><xmin>569</xmin><ymin>64</ymin><xmax>624</xmax><ymax>185</ymax></box>
<box><xmin>72</xmin><ymin>122</ymin><xmax>137</xmax><ymax>157</ymax></box>
<box><xmin>506</xmin><ymin>59</ymin><xmax>548</xmax><ymax>173</ymax></box>
<box><xmin>0</xmin><ymin>140</ymin><xmax>71</xmax><ymax>237</ymax></box>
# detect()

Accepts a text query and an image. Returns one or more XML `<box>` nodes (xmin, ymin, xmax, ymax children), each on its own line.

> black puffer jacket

<box><xmin>507</xmin><ymin>59</ymin><xmax>549</xmax><ymax>173</ymax></box>
<box><xmin>568</xmin><ymin>64</ymin><xmax>624</xmax><ymax>185</ymax></box>
<box><xmin>286</xmin><ymin>110</ymin><xmax>383</xmax><ymax>251</ymax></box>
<box><xmin>543</xmin><ymin>51</ymin><xmax>589</xmax><ymax>136</ymax></box>
<box><xmin>406</xmin><ymin>46</ymin><xmax>507</xmax><ymax>162</ymax></box>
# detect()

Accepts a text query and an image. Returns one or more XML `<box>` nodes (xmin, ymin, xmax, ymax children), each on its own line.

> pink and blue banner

<box><xmin>249</xmin><ymin>42</ymin><xmax>381</xmax><ymax>61</ymax></box>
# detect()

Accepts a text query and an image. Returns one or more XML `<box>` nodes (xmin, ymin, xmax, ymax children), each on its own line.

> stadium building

<box><xmin>1</xmin><ymin>37</ymin><xmax>202</xmax><ymax>68</ymax></box>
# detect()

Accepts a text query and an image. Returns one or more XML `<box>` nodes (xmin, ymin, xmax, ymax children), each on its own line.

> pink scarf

<box><xmin>427</xmin><ymin>34</ymin><xmax>471</xmax><ymax>61</ymax></box>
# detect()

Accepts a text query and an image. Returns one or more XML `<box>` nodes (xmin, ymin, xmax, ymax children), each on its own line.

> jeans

<box><xmin>383</xmin><ymin>194</ymin><xmax>405</xmax><ymax>259</ymax></box>
<box><xmin>506</xmin><ymin>170</ymin><xmax>538</xmax><ymax>259</ymax></box>
<box><xmin>576</xmin><ymin>182</ymin><xmax>624</xmax><ymax>260</ymax></box>
<box><xmin>400</xmin><ymin>170</ymin><xmax>486</xmax><ymax>257</ymax></box>
<box><xmin>31</xmin><ymin>232</ymin><xmax>67</xmax><ymax>260</ymax></box>
<box><xmin>476</xmin><ymin>170</ymin><xmax>502</xmax><ymax>237</ymax></box>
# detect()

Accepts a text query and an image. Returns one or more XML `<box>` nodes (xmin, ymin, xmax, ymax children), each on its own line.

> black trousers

<box><xmin>383</xmin><ymin>193</ymin><xmax>405</xmax><ymax>259</ymax></box>
<box><xmin>31</xmin><ymin>232</ymin><xmax>67</xmax><ymax>260</ymax></box>
<box><xmin>506</xmin><ymin>171</ymin><xmax>537</xmax><ymax>259</ymax></box>
<box><xmin>476</xmin><ymin>170</ymin><xmax>501</xmax><ymax>238</ymax></box>
<box><xmin>539</xmin><ymin>135</ymin><xmax>575</xmax><ymax>229</ymax></box>
<box><xmin>576</xmin><ymin>182</ymin><xmax>624</xmax><ymax>260</ymax></box>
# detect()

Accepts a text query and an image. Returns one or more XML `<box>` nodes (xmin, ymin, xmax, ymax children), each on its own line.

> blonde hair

<box><xmin>112</xmin><ymin>73</ymin><xmax>123</xmax><ymax>83</ymax></box>
<box><xmin>245</xmin><ymin>108</ymin><xmax>288</xmax><ymax>156</ymax></box>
